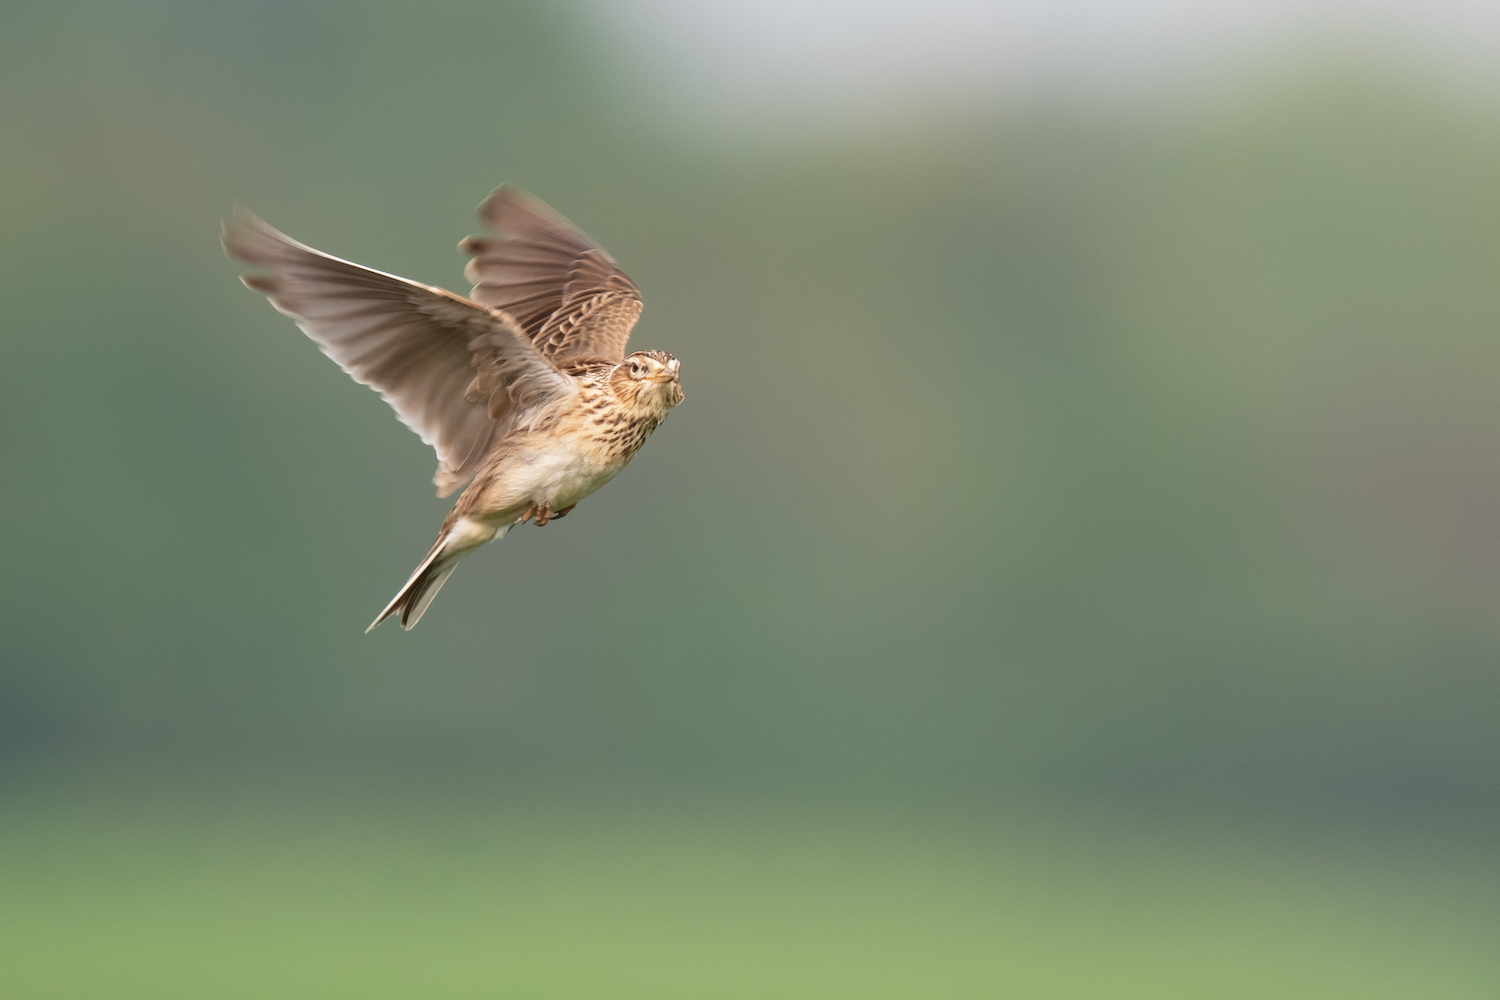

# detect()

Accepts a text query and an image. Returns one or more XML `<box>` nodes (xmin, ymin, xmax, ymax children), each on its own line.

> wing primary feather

<box><xmin>462</xmin><ymin>185</ymin><xmax>644</xmax><ymax>362</ymax></box>
<box><xmin>224</xmin><ymin>206</ymin><xmax>573</xmax><ymax>495</ymax></box>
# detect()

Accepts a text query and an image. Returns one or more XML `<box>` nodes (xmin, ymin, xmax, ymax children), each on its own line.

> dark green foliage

<box><xmin>3</xmin><ymin>4</ymin><xmax>1500</xmax><ymax>826</ymax></box>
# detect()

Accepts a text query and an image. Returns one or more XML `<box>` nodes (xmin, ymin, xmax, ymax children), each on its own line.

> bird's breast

<box><xmin>511</xmin><ymin>436</ymin><xmax>625</xmax><ymax>508</ymax></box>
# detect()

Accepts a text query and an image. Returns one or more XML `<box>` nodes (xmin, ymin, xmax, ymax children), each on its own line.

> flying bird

<box><xmin>223</xmin><ymin>187</ymin><xmax>683</xmax><ymax>631</ymax></box>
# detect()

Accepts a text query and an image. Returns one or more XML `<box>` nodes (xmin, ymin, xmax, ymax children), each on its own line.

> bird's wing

<box><xmin>223</xmin><ymin>208</ymin><xmax>575</xmax><ymax>497</ymax></box>
<box><xmin>461</xmin><ymin>186</ymin><xmax>643</xmax><ymax>363</ymax></box>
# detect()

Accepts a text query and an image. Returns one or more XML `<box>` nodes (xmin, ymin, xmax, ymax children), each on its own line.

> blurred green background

<box><xmin>4</xmin><ymin>0</ymin><xmax>1500</xmax><ymax>995</ymax></box>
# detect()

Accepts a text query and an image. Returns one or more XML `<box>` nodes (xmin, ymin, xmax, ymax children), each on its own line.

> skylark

<box><xmin>223</xmin><ymin>186</ymin><xmax>683</xmax><ymax>631</ymax></box>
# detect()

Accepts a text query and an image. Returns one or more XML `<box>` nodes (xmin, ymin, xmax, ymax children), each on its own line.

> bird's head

<box><xmin>613</xmin><ymin>350</ymin><xmax>684</xmax><ymax>412</ymax></box>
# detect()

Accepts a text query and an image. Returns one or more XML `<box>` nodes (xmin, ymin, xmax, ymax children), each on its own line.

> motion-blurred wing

<box><xmin>223</xmin><ymin>208</ymin><xmax>572</xmax><ymax>496</ymax></box>
<box><xmin>461</xmin><ymin>186</ymin><xmax>643</xmax><ymax>363</ymax></box>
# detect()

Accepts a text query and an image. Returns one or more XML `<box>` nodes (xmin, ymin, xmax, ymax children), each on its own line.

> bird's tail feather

<box><xmin>366</xmin><ymin>518</ymin><xmax>501</xmax><ymax>633</ymax></box>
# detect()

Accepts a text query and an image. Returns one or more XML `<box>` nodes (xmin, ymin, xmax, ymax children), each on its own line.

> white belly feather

<box><xmin>508</xmin><ymin>441</ymin><xmax>623</xmax><ymax>512</ymax></box>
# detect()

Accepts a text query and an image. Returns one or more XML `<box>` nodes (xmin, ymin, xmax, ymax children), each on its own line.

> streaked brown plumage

<box><xmin>222</xmin><ymin>186</ymin><xmax>683</xmax><ymax>631</ymax></box>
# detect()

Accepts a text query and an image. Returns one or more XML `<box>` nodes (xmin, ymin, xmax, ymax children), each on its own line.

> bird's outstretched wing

<box><xmin>223</xmin><ymin>208</ymin><xmax>574</xmax><ymax>496</ymax></box>
<box><xmin>461</xmin><ymin>186</ymin><xmax>643</xmax><ymax>363</ymax></box>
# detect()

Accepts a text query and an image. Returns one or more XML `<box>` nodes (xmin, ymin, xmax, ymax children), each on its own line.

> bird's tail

<box><xmin>366</xmin><ymin>518</ymin><xmax>502</xmax><ymax>632</ymax></box>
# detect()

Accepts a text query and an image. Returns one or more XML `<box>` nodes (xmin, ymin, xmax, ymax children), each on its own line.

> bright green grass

<box><xmin>1</xmin><ymin>794</ymin><xmax>1496</xmax><ymax>999</ymax></box>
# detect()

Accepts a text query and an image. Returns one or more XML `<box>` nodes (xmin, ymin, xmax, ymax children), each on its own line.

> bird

<box><xmin>222</xmin><ymin>186</ymin><xmax>683</xmax><ymax>632</ymax></box>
